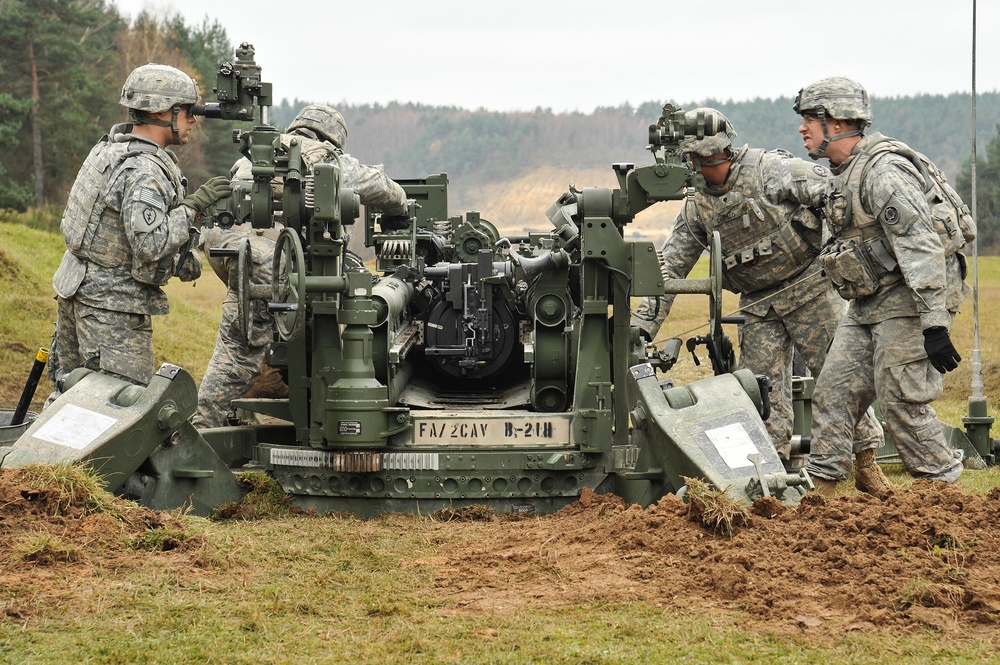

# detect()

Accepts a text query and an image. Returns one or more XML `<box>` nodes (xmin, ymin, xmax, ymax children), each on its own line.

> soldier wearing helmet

<box><xmin>794</xmin><ymin>76</ymin><xmax>970</xmax><ymax>495</ymax></box>
<box><xmin>285</xmin><ymin>104</ymin><xmax>349</xmax><ymax>149</ymax></box>
<box><xmin>793</xmin><ymin>75</ymin><xmax>871</xmax><ymax>160</ymax></box>
<box><xmin>47</xmin><ymin>63</ymin><xmax>233</xmax><ymax>395</ymax></box>
<box><xmin>633</xmin><ymin>107</ymin><xmax>887</xmax><ymax>485</ymax></box>
<box><xmin>192</xmin><ymin>104</ymin><xmax>409</xmax><ymax>428</ymax></box>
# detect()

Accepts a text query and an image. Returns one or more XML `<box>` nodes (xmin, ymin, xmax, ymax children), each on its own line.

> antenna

<box><xmin>961</xmin><ymin>0</ymin><xmax>996</xmax><ymax>467</ymax></box>
<box><xmin>970</xmin><ymin>0</ymin><xmax>983</xmax><ymax>401</ymax></box>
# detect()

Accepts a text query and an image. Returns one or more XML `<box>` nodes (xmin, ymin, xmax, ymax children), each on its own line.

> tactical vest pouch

<box><xmin>174</xmin><ymin>252</ymin><xmax>202</xmax><ymax>283</ymax></box>
<box><xmin>820</xmin><ymin>240</ymin><xmax>878</xmax><ymax>299</ymax></box>
<box><xmin>131</xmin><ymin>254</ymin><xmax>175</xmax><ymax>286</ymax></box>
<box><xmin>52</xmin><ymin>251</ymin><xmax>88</xmax><ymax>299</ymax></box>
<box><xmin>928</xmin><ymin>182</ymin><xmax>977</xmax><ymax>255</ymax></box>
<box><xmin>174</xmin><ymin>235</ymin><xmax>202</xmax><ymax>283</ymax></box>
<box><xmin>820</xmin><ymin>235</ymin><xmax>904</xmax><ymax>300</ymax></box>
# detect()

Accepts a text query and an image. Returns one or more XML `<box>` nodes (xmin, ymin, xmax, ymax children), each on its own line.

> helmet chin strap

<box><xmin>129</xmin><ymin>106</ymin><xmax>183</xmax><ymax>145</ymax></box>
<box><xmin>809</xmin><ymin>109</ymin><xmax>863</xmax><ymax>160</ymax></box>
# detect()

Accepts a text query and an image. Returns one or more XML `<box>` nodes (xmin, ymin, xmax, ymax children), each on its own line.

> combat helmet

<box><xmin>793</xmin><ymin>76</ymin><xmax>871</xmax><ymax>159</ymax></box>
<box><xmin>119</xmin><ymin>63</ymin><xmax>199</xmax><ymax>144</ymax></box>
<box><xmin>287</xmin><ymin>105</ymin><xmax>348</xmax><ymax>150</ymax></box>
<box><xmin>678</xmin><ymin>107</ymin><xmax>737</xmax><ymax>168</ymax></box>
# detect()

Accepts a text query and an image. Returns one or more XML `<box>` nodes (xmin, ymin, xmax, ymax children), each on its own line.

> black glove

<box><xmin>379</xmin><ymin>213</ymin><xmax>411</xmax><ymax>231</ymax></box>
<box><xmin>638</xmin><ymin>329</ymin><xmax>652</xmax><ymax>344</ymax></box>
<box><xmin>923</xmin><ymin>326</ymin><xmax>961</xmax><ymax>373</ymax></box>
<box><xmin>181</xmin><ymin>176</ymin><xmax>232</xmax><ymax>214</ymax></box>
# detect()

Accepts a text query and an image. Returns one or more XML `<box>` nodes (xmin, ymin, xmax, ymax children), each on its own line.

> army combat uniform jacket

<box><xmin>632</xmin><ymin>146</ymin><xmax>831</xmax><ymax>336</ymax></box>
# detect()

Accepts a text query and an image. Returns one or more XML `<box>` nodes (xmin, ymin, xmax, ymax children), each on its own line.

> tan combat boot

<box><xmin>811</xmin><ymin>476</ymin><xmax>838</xmax><ymax>497</ymax></box>
<box><xmin>854</xmin><ymin>448</ymin><xmax>894</xmax><ymax>499</ymax></box>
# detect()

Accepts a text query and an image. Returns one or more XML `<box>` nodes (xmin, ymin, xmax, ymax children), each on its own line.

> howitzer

<box><xmin>6</xmin><ymin>44</ymin><xmax>995</xmax><ymax>516</ymax></box>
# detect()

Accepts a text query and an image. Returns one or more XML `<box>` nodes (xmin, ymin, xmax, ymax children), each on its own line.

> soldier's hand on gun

<box><xmin>923</xmin><ymin>326</ymin><xmax>961</xmax><ymax>373</ymax></box>
<box><xmin>181</xmin><ymin>175</ymin><xmax>233</xmax><ymax>214</ymax></box>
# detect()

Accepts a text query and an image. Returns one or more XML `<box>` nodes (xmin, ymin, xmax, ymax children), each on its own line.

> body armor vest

<box><xmin>62</xmin><ymin>133</ymin><xmax>184</xmax><ymax>272</ymax></box>
<box><xmin>820</xmin><ymin>134</ymin><xmax>911</xmax><ymax>299</ymax></box>
<box><xmin>690</xmin><ymin>149</ymin><xmax>819</xmax><ymax>294</ymax></box>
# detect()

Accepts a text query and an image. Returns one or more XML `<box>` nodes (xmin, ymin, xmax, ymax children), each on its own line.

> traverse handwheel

<box><xmin>271</xmin><ymin>227</ymin><xmax>305</xmax><ymax>341</ymax></box>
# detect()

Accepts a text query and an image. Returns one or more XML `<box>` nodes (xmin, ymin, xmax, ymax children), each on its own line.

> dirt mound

<box><xmin>0</xmin><ymin>465</ymin><xmax>203</xmax><ymax>621</ymax></box>
<box><xmin>433</xmin><ymin>483</ymin><xmax>1000</xmax><ymax>638</ymax></box>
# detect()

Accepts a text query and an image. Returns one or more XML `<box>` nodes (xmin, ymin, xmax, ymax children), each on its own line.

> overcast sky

<box><xmin>109</xmin><ymin>0</ymin><xmax>996</xmax><ymax>113</ymax></box>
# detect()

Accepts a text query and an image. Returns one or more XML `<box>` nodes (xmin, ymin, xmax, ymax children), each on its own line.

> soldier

<box><xmin>794</xmin><ymin>76</ymin><xmax>969</xmax><ymax>494</ymax></box>
<box><xmin>632</xmin><ymin>107</ymin><xmax>888</xmax><ymax>494</ymax></box>
<box><xmin>191</xmin><ymin>104</ymin><xmax>409</xmax><ymax>428</ymax></box>
<box><xmin>48</xmin><ymin>63</ymin><xmax>231</xmax><ymax>393</ymax></box>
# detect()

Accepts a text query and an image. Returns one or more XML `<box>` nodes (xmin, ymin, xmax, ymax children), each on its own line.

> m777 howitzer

<box><xmin>4</xmin><ymin>44</ymin><xmax>994</xmax><ymax>516</ymax></box>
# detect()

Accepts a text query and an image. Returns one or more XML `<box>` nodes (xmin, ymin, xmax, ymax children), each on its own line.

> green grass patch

<box><xmin>0</xmin><ymin>205</ymin><xmax>63</xmax><ymax>234</ymax></box>
<box><xmin>12</xmin><ymin>532</ymin><xmax>80</xmax><ymax>565</ymax></box>
<box><xmin>211</xmin><ymin>472</ymin><xmax>298</xmax><ymax>520</ymax></box>
<box><xmin>17</xmin><ymin>462</ymin><xmax>119</xmax><ymax>516</ymax></box>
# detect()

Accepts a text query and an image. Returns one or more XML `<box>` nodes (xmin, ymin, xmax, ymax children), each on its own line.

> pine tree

<box><xmin>0</xmin><ymin>0</ymin><xmax>124</xmax><ymax>207</ymax></box>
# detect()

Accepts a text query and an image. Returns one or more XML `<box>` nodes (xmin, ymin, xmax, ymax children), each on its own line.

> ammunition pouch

<box><xmin>819</xmin><ymin>236</ymin><xmax>901</xmax><ymax>300</ymax></box>
<box><xmin>131</xmin><ymin>253</ymin><xmax>176</xmax><ymax>286</ymax></box>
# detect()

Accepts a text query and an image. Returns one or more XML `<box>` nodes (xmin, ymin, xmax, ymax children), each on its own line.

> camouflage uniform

<box><xmin>192</xmin><ymin>126</ymin><xmax>408</xmax><ymax>428</ymax></box>
<box><xmin>807</xmin><ymin>132</ymin><xmax>969</xmax><ymax>482</ymax></box>
<box><xmin>632</xmin><ymin>145</ymin><xmax>883</xmax><ymax>459</ymax></box>
<box><xmin>50</xmin><ymin>123</ymin><xmax>196</xmax><ymax>387</ymax></box>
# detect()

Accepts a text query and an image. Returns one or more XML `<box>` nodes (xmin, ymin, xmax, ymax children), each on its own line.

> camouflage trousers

<box><xmin>807</xmin><ymin>315</ymin><xmax>962</xmax><ymax>482</ymax></box>
<box><xmin>191</xmin><ymin>298</ymin><xmax>267</xmax><ymax>429</ymax></box>
<box><xmin>48</xmin><ymin>296</ymin><xmax>154</xmax><ymax>392</ymax></box>
<box><xmin>738</xmin><ymin>286</ymin><xmax>883</xmax><ymax>459</ymax></box>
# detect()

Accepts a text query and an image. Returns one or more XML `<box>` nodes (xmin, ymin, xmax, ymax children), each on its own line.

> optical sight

<box><xmin>648</xmin><ymin>105</ymin><xmax>727</xmax><ymax>149</ymax></box>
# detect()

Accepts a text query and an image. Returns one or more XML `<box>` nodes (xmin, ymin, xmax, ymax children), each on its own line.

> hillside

<box><xmin>446</xmin><ymin>165</ymin><xmax>682</xmax><ymax>249</ymax></box>
<box><xmin>299</xmin><ymin>93</ymin><xmax>1000</xmax><ymax>190</ymax></box>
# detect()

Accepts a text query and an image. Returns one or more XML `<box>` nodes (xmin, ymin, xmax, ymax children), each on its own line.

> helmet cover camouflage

<box><xmin>678</xmin><ymin>107</ymin><xmax>737</xmax><ymax>157</ymax></box>
<box><xmin>287</xmin><ymin>105</ymin><xmax>349</xmax><ymax>149</ymax></box>
<box><xmin>120</xmin><ymin>64</ymin><xmax>199</xmax><ymax>113</ymax></box>
<box><xmin>793</xmin><ymin>76</ymin><xmax>872</xmax><ymax>125</ymax></box>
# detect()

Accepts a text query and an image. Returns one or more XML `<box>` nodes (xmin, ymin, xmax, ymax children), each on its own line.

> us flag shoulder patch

<box><xmin>138</xmin><ymin>189</ymin><xmax>165</xmax><ymax>210</ymax></box>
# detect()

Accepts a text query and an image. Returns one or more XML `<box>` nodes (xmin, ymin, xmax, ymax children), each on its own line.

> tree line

<box><xmin>2</xmin><ymin>0</ymin><xmax>999</xmax><ymax>249</ymax></box>
<box><xmin>0</xmin><ymin>0</ymin><xmax>248</xmax><ymax>211</ymax></box>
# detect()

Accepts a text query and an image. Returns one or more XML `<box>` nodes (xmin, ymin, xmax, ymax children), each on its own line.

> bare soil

<box><xmin>2</xmin><ymin>467</ymin><xmax>999</xmax><ymax>641</ymax></box>
<box><xmin>429</xmin><ymin>484</ymin><xmax>1000</xmax><ymax>639</ymax></box>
